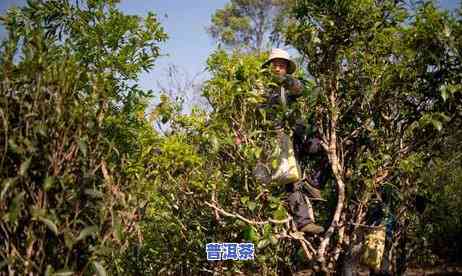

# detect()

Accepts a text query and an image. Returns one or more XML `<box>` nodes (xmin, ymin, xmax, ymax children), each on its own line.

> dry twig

<box><xmin>204</xmin><ymin>201</ymin><xmax>291</xmax><ymax>225</ymax></box>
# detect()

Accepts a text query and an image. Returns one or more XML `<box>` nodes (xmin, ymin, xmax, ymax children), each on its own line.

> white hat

<box><xmin>262</xmin><ymin>48</ymin><xmax>297</xmax><ymax>74</ymax></box>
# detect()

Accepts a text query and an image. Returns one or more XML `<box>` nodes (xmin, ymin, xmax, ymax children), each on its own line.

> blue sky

<box><xmin>116</xmin><ymin>0</ymin><xmax>228</xmax><ymax>90</ymax></box>
<box><xmin>0</xmin><ymin>0</ymin><xmax>227</xmax><ymax>93</ymax></box>
<box><xmin>0</xmin><ymin>0</ymin><xmax>460</xmax><ymax>94</ymax></box>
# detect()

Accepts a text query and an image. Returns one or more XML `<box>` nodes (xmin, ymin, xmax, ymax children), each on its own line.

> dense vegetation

<box><xmin>1</xmin><ymin>0</ymin><xmax>461</xmax><ymax>275</ymax></box>
<box><xmin>0</xmin><ymin>0</ymin><xmax>167</xmax><ymax>274</ymax></box>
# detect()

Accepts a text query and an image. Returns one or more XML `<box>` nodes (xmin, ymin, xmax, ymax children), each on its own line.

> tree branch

<box><xmin>204</xmin><ymin>201</ymin><xmax>292</xmax><ymax>225</ymax></box>
<box><xmin>318</xmin><ymin>78</ymin><xmax>346</xmax><ymax>263</ymax></box>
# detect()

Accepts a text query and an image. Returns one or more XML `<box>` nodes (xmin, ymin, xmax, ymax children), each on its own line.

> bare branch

<box><xmin>303</xmin><ymin>195</ymin><xmax>315</xmax><ymax>222</ymax></box>
<box><xmin>204</xmin><ymin>201</ymin><xmax>292</xmax><ymax>225</ymax></box>
<box><xmin>211</xmin><ymin>188</ymin><xmax>220</xmax><ymax>221</ymax></box>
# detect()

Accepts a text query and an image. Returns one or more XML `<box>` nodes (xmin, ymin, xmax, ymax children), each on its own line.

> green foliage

<box><xmin>133</xmin><ymin>1</ymin><xmax>461</xmax><ymax>273</ymax></box>
<box><xmin>285</xmin><ymin>0</ymin><xmax>462</xmax><ymax>270</ymax></box>
<box><xmin>207</xmin><ymin>0</ymin><xmax>289</xmax><ymax>51</ymax></box>
<box><xmin>126</xmin><ymin>50</ymin><xmax>319</xmax><ymax>274</ymax></box>
<box><xmin>1</xmin><ymin>0</ymin><xmax>460</xmax><ymax>274</ymax></box>
<box><xmin>407</xmin><ymin>121</ymin><xmax>462</xmax><ymax>265</ymax></box>
<box><xmin>0</xmin><ymin>0</ymin><xmax>166</xmax><ymax>274</ymax></box>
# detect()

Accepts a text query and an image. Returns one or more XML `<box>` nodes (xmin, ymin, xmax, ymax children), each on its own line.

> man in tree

<box><xmin>259</xmin><ymin>48</ymin><xmax>325</xmax><ymax>234</ymax></box>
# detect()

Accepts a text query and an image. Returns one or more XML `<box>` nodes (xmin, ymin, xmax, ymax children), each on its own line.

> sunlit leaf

<box><xmin>76</xmin><ymin>225</ymin><xmax>99</xmax><ymax>241</ymax></box>
<box><xmin>39</xmin><ymin>217</ymin><xmax>58</xmax><ymax>236</ymax></box>
<box><xmin>93</xmin><ymin>261</ymin><xmax>107</xmax><ymax>276</ymax></box>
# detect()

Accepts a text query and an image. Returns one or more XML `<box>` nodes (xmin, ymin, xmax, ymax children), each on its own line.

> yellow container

<box><xmin>361</xmin><ymin>225</ymin><xmax>386</xmax><ymax>271</ymax></box>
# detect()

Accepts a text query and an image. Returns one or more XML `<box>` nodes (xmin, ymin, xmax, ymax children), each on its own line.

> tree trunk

<box><xmin>317</xmin><ymin>78</ymin><xmax>346</xmax><ymax>266</ymax></box>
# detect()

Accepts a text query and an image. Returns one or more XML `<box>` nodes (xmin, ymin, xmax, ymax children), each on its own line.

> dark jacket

<box><xmin>258</xmin><ymin>75</ymin><xmax>330</xmax><ymax>188</ymax></box>
<box><xmin>257</xmin><ymin>75</ymin><xmax>303</xmax><ymax>130</ymax></box>
<box><xmin>293</xmin><ymin>126</ymin><xmax>330</xmax><ymax>188</ymax></box>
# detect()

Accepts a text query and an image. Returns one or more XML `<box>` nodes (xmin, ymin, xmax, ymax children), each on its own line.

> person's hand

<box><xmin>282</xmin><ymin>75</ymin><xmax>296</xmax><ymax>88</ymax></box>
<box><xmin>271</xmin><ymin>74</ymin><xmax>285</xmax><ymax>85</ymax></box>
<box><xmin>283</xmin><ymin>75</ymin><xmax>303</xmax><ymax>95</ymax></box>
<box><xmin>272</xmin><ymin>74</ymin><xmax>294</xmax><ymax>87</ymax></box>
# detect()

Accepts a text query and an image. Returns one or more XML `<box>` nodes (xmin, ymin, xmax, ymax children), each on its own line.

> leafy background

<box><xmin>0</xmin><ymin>0</ymin><xmax>461</xmax><ymax>275</ymax></box>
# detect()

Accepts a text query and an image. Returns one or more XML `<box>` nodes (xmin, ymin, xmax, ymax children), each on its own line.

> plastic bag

<box><xmin>253</xmin><ymin>86</ymin><xmax>301</xmax><ymax>185</ymax></box>
<box><xmin>271</xmin><ymin>131</ymin><xmax>301</xmax><ymax>185</ymax></box>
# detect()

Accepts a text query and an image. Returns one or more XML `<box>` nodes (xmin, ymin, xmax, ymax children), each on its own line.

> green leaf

<box><xmin>30</xmin><ymin>208</ymin><xmax>46</xmax><ymax>218</ymax></box>
<box><xmin>247</xmin><ymin>201</ymin><xmax>257</xmax><ymax>212</ymax></box>
<box><xmin>79</xmin><ymin>139</ymin><xmax>88</xmax><ymax>157</ymax></box>
<box><xmin>63</xmin><ymin>231</ymin><xmax>76</xmax><ymax>249</ymax></box>
<box><xmin>441</xmin><ymin>85</ymin><xmax>449</xmax><ymax>101</ymax></box>
<box><xmin>93</xmin><ymin>261</ymin><xmax>107</xmax><ymax>276</ymax></box>
<box><xmin>8</xmin><ymin>138</ymin><xmax>22</xmax><ymax>154</ymax></box>
<box><xmin>272</xmin><ymin>206</ymin><xmax>287</xmax><ymax>220</ymax></box>
<box><xmin>240</xmin><ymin>196</ymin><xmax>249</xmax><ymax>204</ymax></box>
<box><xmin>5</xmin><ymin>191</ymin><xmax>24</xmax><ymax>223</ymax></box>
<box><xmin>1</xmin><ymin>178</ymin><xmax>16</xmax><ymax>200</ymax></box>
<box><xmin>270</xmin><ymin>235</ymin><xmax>278</xmax><ymax>245</ymax></box>
<box><xmin>53</xmin><ymin>270</ymin><xmax>74</xmax><ymax>276</ymax></box>
<box><xmin>254</xmin><ymin>147</ymin><xmax>262</xmax><ymax>159</ymax></box>
<box><xmin>242</xmin><ymin>225</ymin><xmax>259</xmax><ymax>242</ymax></box>
<box><xmin>0</xmin><ymin>260</ymin><xmax>7</xmax><ymax>271</ymax></box>
<box><xmin>114</xmin><ymin>218</ymin><xmax>123</xmax><ymax>241</ymax></box>
<box><xmin>263</xmin><ymin>224</ymin><xmax>272</xmax><ymax>238</ymax></box>
<box><xmin>43</xmin><ymin>176</ymin><xmax>54</xmax><ymax>191</ymax></box>
<box><xmin>19</xmin><ymin>158</ymin><xmax>32</xmax><ymax>176</ymax></box>
<box><xmin>39</xmin><ymin>217</ymin><xmax>59</xmax><ymax>236</ymax></box>
<box><xmin>431</xmin><ymin>119</ymin><xmax>443</xmax><ymax>132</ymax></box>
<box><xmin>271</xmin><ymin>159</ymin><xmax>278</xmax><ymax>170</ymax></box>
<box><xmin>76</xmin><ymin>225</ymin><xmax>99</xmax><ymax>241</ymax></box>
<box><xmin>84</xmin><ymin>189</ymin><xmax>103</xmax><ymax>198</ymax></box>
<box><xmin>257</xmin><ymin>239</ymin><xmax>270</xmax><ymax>249</ymax></box>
